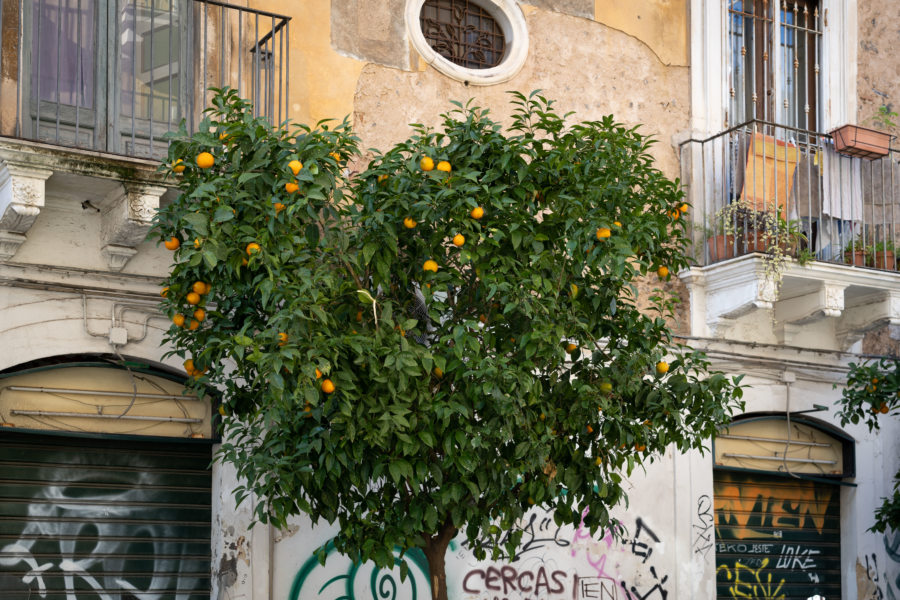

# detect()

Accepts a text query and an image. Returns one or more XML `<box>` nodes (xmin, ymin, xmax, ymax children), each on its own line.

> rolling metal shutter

<box><xmin>0</xmin><ymin>430</ymin><xmax>211</xmax><ymax>599</ymax></box>
<box><xmin>715</xmin><ymin>469</ymin><xmax>841</xmax><ymax>600</ymax></box>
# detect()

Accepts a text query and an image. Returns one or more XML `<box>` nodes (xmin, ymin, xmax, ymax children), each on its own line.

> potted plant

<box><xmin>703</xmin><ymin>224</ymin><xmax>736</xmax><ymax>263</ymax></box>
<box><xmin>713</xmin><ymin>200</ymin><xmax>806</xmax><ymax>290</ymax></box>
<box><xmin>830</xmin><ymin>105</ymin><xmax>896</xmax><ymax>160</ymax></box>
<box><xmin>844</xmin><ymin>238</ymin><xmax>869</xmax><ymax>267</ymax></box>
<box><xmin>868</xmin><ymin>239</ymin><xmax>896</xmax><ymax>271</ymax></box>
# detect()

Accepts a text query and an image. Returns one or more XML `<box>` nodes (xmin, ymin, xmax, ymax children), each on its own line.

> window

<box><xmin>727</xmin><ymin>0</ymin><xmax>822</xmax><ymax>131</ymax></box>
<box><xmin>405</xmin><ymin>0</ymin><xmax>528</xmax><ymax>86</ymax></box>
<box><xmin>420</xmin><ymin>0</ymin><xmax>506</xmax><ymax>69</ymax></box>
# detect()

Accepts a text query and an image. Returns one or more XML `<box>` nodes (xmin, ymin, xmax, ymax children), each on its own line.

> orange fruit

<box><xmin>321</xmin><ymin>379</ymin><xmax>335</xmax><ymax>394</ymax></box>
<box><xmin>635</xmin><ymin>444</ymin><xmax>647</xmax><ymax>452</ymax></box>
<box><xmin>315</xmin><ymin>368</ymin><xmax>322</xmax><ymax>379</ymax></box>
<box><xmin>172</xmin><ymin>159</ymin><xmax>186</xmax><ymax>173</ymax></box>
<box><xmin>452</xmin><ymin>234</ymin><xmax>465</xmax><ymax>247</ymax></box>
<box><xmin>670</xmin><ymin>210</ymin><xmax>680</xmax><ymax>220</ymax></box>
<box><xmin>565</xmin><ymin>342</ymin><xmax>577</xmax><ymax>354</ymax></box>
<box><xmin>528</xmin><ymin>497</ymin><xmax>535</xmax><ymax>505</ymax></box>
<box><xmin>193</xmin><ymin>308</ymin><xmax>206</xmax><ymax>322</ymax></box>
<box><xmin>202</xmin><ymin>282</ymin><xmax>211</xmax><ymax>294</ymax></box>
<box><xmin>656</xmin><ymin>361</ymin><xmax>669</xmax><ymax>375</ymax></box>
<box><xmin>172</xmin><ymin>314</ymin><xmax>186</xmax><ymax>327</ymax></box>
<box><xmin>420</xmin><ymin>156</ymin><xmax>434</xmax><ymax>171</ymax></box>
<box><xmin>274</xmin><ymin>202</ymin><xmax>285</xmax><ymax>213</ymax></box>
<box><xmin>657</xmin><ymin>266</ymin><xmax>669</xmax><ymax>278</ymax></box>
<box><xmin>586</xmin><ymin>425</ymin><xmax>593</xmax><ymax>433</ymax></box>
<box><xmin>192</xmin><ymin>281</ymin><xmax>207</xmax><ymax>295</ymax></box>
<box><xmin>377</xmin><ymin>174</ymin><xmax>389</xmax><ymax>184</ymax></box>
<box><xmin>423</xmin><ymin>259</ymin><xmax>438</xmax><ymax>272</ymax></box>
<box><xmin>194</xmin><ymin>238</ymin><xmax>202</xmax><ymax>249</ymax></box>
<box><xmin>880</xmin><ymin>403</ymin><xmax>889</xmax><ymax>414</ymax></box>
<box><xmin>246</xmin><ymin>242</ymin><xmax>261</xmax><ymax>255</ymax></box>
<box><xmin>186</xmin><ymin>292</ymin><xmax>201</xmax><ymax>305</ymax></box>
<box><xmin>599</xmin><ymin>382</ymin><xmax>613</xmax><ymax>394</ymax></box>
<box><xmin>277</xmin><ymin>332</ymin><xmax>288</xmax><ymax>347</ymax></box>
<box><xmin>163</xmin><ymin>237</ymin><xmax>180</xmax><ymax>251</ymax></box>
<box><xmin>188</xmin><ymin>319</ymin><xmax>200</xmax><ymax>330</ymax></box>
<box><xmin>330</xmin><ymin>152</ymin><xmax>342</xmax><ymax>161</ymax></box>
<box><xmin>613</xmin><ymin>221</ymin><xmax>622</xmax><ymax>228</ymax></box>
<box><xmin>403</xmin><ymin>217</ymin><xmax>417</xmax><ymax>229</ymax></box>
<box><xmin>184</xmin><ymin>359</ymin><xmax>195</xmax><ymax>373</ymax></box>
<box><xmin>160</xmin><ymin>286</ymin><xmax>169</xmax><ymax>298</ymax></box>
<box><xmin>288</xmin><ymin>160</ymin><xmax>303</xmax><ymax>175</ymax></box>
<box><xmin>594</xmin><ymin>456</ymin><xmax>603</xmax><ymax>466</ymax></box>
<box><xmin>470</xmin><ymin>206</ymin><xmax>484</xmax><ymax>220</ymax></box>
<box><xmin>596</xmin><ymin>227</ymin><xmax>611</xmax><ymax>240</ymax></box>
<box><xmin>540</xmin><ymin>413</ymin><xmax>546</xmax><ymax>421</ymax></box>
<box><xmin>218</xmin><ymin>404</ymin><xmax>227</xmax><ymax>416</ymax></box>
<box><xmin>433</xmin><ymin>367</ymin><xmax>443</xmax><ymax>378</ymax></box>
<box><xmin>285</xmin><ymin>181</ymin><xmax>299</xmax><ymax>194</ymax></box>
<box><xmin>479</xmin><ymin>314</ymin><xmax>487</xmax><ymax>324</ymax></box>
<box><xmin>436</xmin><ymin>160</ymin><xmax>451</xmax><ymax>173</ymax></box>
<box><xmin>196</xmin><ymin>152</ymin><xmax>214</xmax><ymax>169</ymax></box>
<box><xmin>219</xmin><ymin>132</ymin><xmax>229</xmax><ymax>141</ymax></box>
<box><xmin>679</xmin><ymin>203</ymin><xmax>689</xmax><ymax>214</ymax></box>
<box><xmin>570</xmin><ymin>283</ymin><xmax>579</xmax><ymax>298</ymax></box>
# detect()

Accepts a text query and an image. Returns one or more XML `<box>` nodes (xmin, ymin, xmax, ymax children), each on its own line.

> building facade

<box><xmin>0</xmin><ymin>1</ymin><xmax>897</xmax><ymax>599</ymax></box>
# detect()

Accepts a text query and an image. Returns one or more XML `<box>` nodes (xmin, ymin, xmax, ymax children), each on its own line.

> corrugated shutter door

<box><xmin>0</xmin><ymin>430</ymin><xmax>211</xmax><ymax>599</ymax></box>
<box><xmin>715</xmin><ymin>470</ymin><xmax>841</xmax><ymax>600</ymax></box>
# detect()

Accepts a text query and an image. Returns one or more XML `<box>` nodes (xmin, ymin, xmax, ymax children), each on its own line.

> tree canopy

<box><xmin>153</xmin><ymin>88</ymin><xmax>743</xmax><ymax>600</ymax></box>
<box><xmin>838</xmin><ymin>357</ymin><xmax>900</xmax><ymax>533</ymax></box>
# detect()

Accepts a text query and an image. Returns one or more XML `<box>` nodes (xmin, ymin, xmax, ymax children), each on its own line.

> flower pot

<box><xmin>830</xmin><ymin>124</ymin><xmax>892</xmax><ymax>160</ymax></box>
<box><xmin>707</xmin><ymin>234</ymin><xmax>736</xmax><ymax>263</ymax></box>
<box><xmin>870</xmin><ymin>250</ymin><xmax>896</xmax><ymax>271</ymax></box>
<box><xmin>844</xmin><ymin>250</ymin><xmax>867</xmax><ymax>267</ymax></box>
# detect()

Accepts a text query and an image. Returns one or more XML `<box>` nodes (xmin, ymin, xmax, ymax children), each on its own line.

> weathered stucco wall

<box><xmin>857</xmin><ymin>0</ymin><xmax>900</xmax><ymax>138</ymax></box>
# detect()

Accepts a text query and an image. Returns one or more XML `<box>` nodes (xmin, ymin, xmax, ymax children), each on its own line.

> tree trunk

<box><xmin>423</xmin><ymin>521</ymin><xmax>456</xmax><ymax>600</ymax></box>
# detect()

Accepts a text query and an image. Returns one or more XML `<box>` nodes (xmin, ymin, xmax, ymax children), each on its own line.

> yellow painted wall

<box><xmin>594</xmin><ymin>0</ymin><xmax>688</xmax><ymax>67</ymax></box>
<box><xmin>251</xmin><ymin>0</ymin><xmax>364</xmax><ymax>126</ymax></box>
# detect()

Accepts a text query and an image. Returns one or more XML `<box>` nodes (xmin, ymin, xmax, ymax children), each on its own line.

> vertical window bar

<box><xmin>75</xmin><ymin>0</ymin><xmax>83</xmax><ymax>145</ymax></box>
<box><xmin>131</xmin><ymin>0</ymin><xmax>137</xmax><ymax>153</ymax></box>
<box><xmin>284</xmin><ymin>20</ymin><xmax>289</xmax><ymax>123</ymax></box>
<box><xmin>167</xmin><ymin>0</ymin><xmax>173</xmax><ymax>133</ymax></box>
<box><xmin>237</xmin><ymin>8</ymin><xmax>242</xmax><ymax>100</ymax></box>
<box><xmin>253</xmin><ymin>12</ymin><xmax>259</xmax><ymax>119</ymax></box>
<box><xmin>150</xmin><ymin>0</ymin><xmax>156</xmax><ymax>155</ymax></box>
<box><xmin>34</xmin><ymin>0</ymin><xmax>43</xmax><ymax>139</ymax></box>
<box><xmin>278</xmin><ymin>18</ymin><xmax>283</xmax><ymax>124</ymax></box>
<box><xmin>54</xmin><ymin>0</ymin><xmax>62</xmax><ymax>143</ymax></box>
<box><xmin>219</xmin><ymin>3</ymin><xmax>225</xmax><ymax>89</ymax></box>
<box><xmin>203</xmin><ymin>0</ymin><xmax>208</xmax><ymax>111</ymax></box>
<box><xmin>270</xmin><ymin>16</ymin><xmax>275</xmax><ymax>120</ymax></box>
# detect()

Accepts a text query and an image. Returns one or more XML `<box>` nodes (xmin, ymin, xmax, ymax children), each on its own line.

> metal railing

<box><xmin>0</xmin><ymin>0</ymin><xmax>290</xmax><ymax>160</ymax></box>
<box><xmin>681</xmin><ymin>120</ymin><xmax>900</xmax><ymax>272</ymax></box>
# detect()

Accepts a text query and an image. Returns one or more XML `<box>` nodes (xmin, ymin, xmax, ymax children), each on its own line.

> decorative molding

<box><xmin>0</xmin><ymin>162</ymin><xmax>54</xmax><ymax>260</ymax></box>
<box><xmin>0</xmin><ymin>231</ymin><xmax>27</xmax><ymax>262</ymax></box>
<box><xmin>99</xmin><ymin>183</ymin><xmax>167</xmax><ymax>270</ymax></box>
<box><xmin>101</xmin><ymin>245</ymin><xmax>140</xmax><ymax>272</ymax></box>
<box><xmin>775</xmin><ymin>281</ymin><xmax>847</xmax><ymax>325</ymax></box>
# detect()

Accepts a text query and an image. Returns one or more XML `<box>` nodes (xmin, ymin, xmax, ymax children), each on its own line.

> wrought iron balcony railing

<box><xmin>680</xmin><ymin>121</ymin><xmax>900</xmax><ymax>273</ymax></box>
<box><xmin>0</xmin><ymin>0</ymin><xmax>290</xmax><ymax>160</ymax></box>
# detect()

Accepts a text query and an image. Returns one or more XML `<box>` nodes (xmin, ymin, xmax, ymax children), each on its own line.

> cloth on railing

<box><xmin>821</xmin><ymin>144</ymin><xmax>862</xmax><ymax>221</ymax></box>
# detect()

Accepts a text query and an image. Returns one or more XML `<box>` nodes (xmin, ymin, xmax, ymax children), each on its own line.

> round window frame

<box><xmin>406</xmin><ymin>0</ymin><xmax>529</xmax><ymax>86</ymax></box>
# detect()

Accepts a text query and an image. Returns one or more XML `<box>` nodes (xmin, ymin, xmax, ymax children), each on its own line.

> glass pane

<box><xmin>119</xmin><ymin>0</ymin><xmax>183</xmax><ymax>124</ymax></box>
<box><xmin>31</xmin><ymin>0</ymin><xmax>95</xmax><ymax>108</ymax></box>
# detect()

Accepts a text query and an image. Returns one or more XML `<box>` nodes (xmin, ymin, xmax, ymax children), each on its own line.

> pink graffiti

<box><xmin>570</xmin><ymin>507</ymin><xmax>625</xmax><ymax>582</ymax></box>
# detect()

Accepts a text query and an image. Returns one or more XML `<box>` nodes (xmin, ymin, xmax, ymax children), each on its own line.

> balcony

<box><xmin>0</xmin><ymin>0</ymin><xmax>290</xmax><ymax>160</ymax></box>
<box><xmin>679</xmin><ymin>121</ymin><xmax>900</xmax><ymax>350</ymax></box>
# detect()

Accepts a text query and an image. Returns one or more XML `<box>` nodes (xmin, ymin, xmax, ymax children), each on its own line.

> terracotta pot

<box><xmin>870</xmin><ymin>250</ymin><xmax>896</xmax><ymax>271</ymax></box>
<box><xmin>844</xmin><ymin>250</ymin><xmax>868</xmax><ymax>266</ymax></box>
<box><xmin>707</xmin><ymin>234</ymin><xmax>736</xmax><ymax>263</ymax></box>
<box><xmin>830</xmin><ymin>124</ymin><xmax>892</xmax><ymax>160</ymax></box>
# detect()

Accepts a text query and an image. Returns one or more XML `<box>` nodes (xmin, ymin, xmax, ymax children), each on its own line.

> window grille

<box><xmin>727</xmin><ymin>0</ymin><xmax>822</xmax><ymax>130</ymax></box>
<box><xmin>419</xmin><ymin>0</ymin><xmax>505</xmax><ymax>69</ymax></box>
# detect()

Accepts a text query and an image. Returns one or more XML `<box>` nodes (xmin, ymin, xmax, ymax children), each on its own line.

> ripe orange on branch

<box><xmin>423</xmin><ymin>260</ymin><xmax>438</xmax><ymax>272</ymax></box>
<box><xmin>596</xmin><ymin>227</ymin><xmax>611</xmax><ymax>240</ymax></box>
<box><xmin>164</xmin><ymin>237</ymin><xmax>181</xmax><ymax>251</ymax></box>
<box><xmin>470</xmin><ymin>206</ymin><xmax>484</xmax><ymax>220</ymax></box>
<box><xmin>196</xmin><ymin>152</ymin><xmax>214</xmax><ymax>169</ymax></box>
<box><xmin>420</xmin><ymin>156</ymin><xmax>434</xmax><ymax>171</ymax></box>
<box><xmin>288</xmin><ymin>160</ymin><xmax>303</xmax><ymax>175</ymax></box>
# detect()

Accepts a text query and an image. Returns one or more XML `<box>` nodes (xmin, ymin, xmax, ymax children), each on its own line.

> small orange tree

<box><xmin>154</xmin><ymin>89</ymin><xmax>743</xmax><ymax>600</ymax></box>
<box><xmin>838</xmin><ymin>358</ymin><xmax>899</xmax><ymax>533</ymax></box>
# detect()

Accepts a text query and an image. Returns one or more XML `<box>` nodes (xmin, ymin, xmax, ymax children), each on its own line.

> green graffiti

<box><xmin>289</xmin><ymin>539</ymin><xmax>429</xmax><ymax>600</ymax></box>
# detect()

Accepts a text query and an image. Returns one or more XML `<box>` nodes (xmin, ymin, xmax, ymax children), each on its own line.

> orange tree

<box><xmin>838</xmin><ymin>357</ymin><xmax>900</xmax><ymax>532</ymax></box>
<box><xmin>153</xmin><ymin>88</ymin><xmax>743</xmax><ymax>600</ymax></box>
